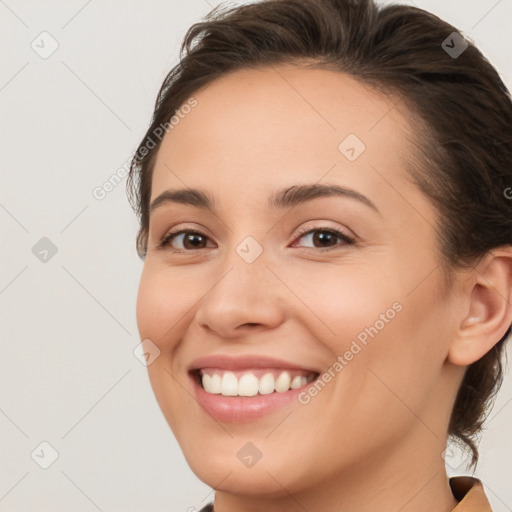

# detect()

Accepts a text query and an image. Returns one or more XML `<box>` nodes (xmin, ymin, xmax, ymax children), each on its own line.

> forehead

<box><xmin>151</xmin><ymin>65</ymin><xmax>418</xmax><ymax>208</ymax></box>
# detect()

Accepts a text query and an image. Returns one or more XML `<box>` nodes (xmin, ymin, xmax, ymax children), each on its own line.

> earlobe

<box><xmin>448</xmin><ymin>250</ymin><xmax>512</xmax><ymax>367</ymax></box>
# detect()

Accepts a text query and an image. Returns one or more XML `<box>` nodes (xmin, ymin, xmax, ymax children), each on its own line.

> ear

<box><xmin>447</xmin><ymin>248</ymin><xmax>512</xmax><ymax>366</ymax></box>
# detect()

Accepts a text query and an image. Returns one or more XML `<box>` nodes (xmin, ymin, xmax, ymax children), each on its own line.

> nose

<box><xmin>194</xmin><ymin>251</ymin><xmax>287</xmax><ymax>339</ymax></box>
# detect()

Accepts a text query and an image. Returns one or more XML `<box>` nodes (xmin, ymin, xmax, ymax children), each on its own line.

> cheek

<box><xmin>135</xmin><ymin>270</ymin><xmax>160</xmax><ymax>344</ymax></box>
<box><xmin>293</xmin><ymin>264</ymin><xmax>399</xmax><ymax>351</ymax></box>
<box><xmin>136</xmin><ymin>266</ymin><xmax>193</xmax><ymax>433</ymax></box>
<box><xmin>339</xmin><ymin>276</ymin><xmax>451</xmax><ymax>433</ymax></box>
<box><xmin>135</xmin><ymin>264</ymin><xmax>192</xmax><ymax>351</ymax></box>
<box><xmin>308</xmin><ymin>262</ymin><xmax>444</xmax><ymax>413</ymax></box>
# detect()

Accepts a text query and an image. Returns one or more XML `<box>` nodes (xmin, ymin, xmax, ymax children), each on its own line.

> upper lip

<box><xmin>188</xmin><ymin>354</ymin><xmax>320</xmax><ymax>374</ymax></box>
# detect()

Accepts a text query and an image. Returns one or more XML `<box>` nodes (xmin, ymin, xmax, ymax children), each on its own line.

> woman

<box><xmin>127</xmin><ymin>0</ymin><xmax>512</xmax><ymax>510</ymax></box>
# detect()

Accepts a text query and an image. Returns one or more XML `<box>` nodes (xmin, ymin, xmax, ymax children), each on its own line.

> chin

<box><xmin>190</xmin><ymin>457</ymin><xmax>307</xmax><ymax>499</ymax></box>
<box><xmin>177</xmin><ymin>434</ymin><xmax>319</xmax><ymax>499</ymax></box>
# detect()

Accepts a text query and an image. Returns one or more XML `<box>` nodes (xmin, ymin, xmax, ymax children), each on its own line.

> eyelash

<box><xmin>157</xmin><ymin>225</ymin><xmax>356</xmax><ymax>253</ymax></box>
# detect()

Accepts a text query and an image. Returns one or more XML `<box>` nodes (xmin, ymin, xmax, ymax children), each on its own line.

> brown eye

<box><xmin>292</xmin><ymin>227</ymin><xmax>355</xmax><ymax>251</ymax></box>
<box><xmin>159</xmin><ymin>229</ymin><xmax>214</xmax><ymax>251</ymax></box>
<box><xmin>158</xmin><ymin>226</ymin><xmax>355</xmax><ymax>253</ymax></box>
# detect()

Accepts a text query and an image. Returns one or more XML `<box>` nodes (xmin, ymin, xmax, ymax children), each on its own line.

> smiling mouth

<box><xmin>192</xmin><ymin>368</ymin><xmax>319</xmax><ymax>397</ymax></box>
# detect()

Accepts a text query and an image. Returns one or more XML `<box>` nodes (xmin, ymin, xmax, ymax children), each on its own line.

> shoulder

<box><xmin>449</xmin><ymin>476</ymin><xmax>494</xmax><ymax>511</ymax></box>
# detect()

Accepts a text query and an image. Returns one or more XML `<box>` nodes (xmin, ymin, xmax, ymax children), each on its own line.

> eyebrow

<box><xmin>149</xmin><ymin>183</ymin><xmax>380</xmax><ymax>215</ymax></box>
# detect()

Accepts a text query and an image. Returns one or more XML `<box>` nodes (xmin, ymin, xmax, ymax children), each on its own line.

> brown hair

<box><xmin>126</xmin><ymin>0</ymin><xmax>512</xmax><ymax>469</ymax></box>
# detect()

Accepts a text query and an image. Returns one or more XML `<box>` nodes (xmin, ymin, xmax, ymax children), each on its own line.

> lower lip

<box><xmin>190</xmin><ymin>372</ymin><xmax>315</xmax><ymax>422</ymax></box>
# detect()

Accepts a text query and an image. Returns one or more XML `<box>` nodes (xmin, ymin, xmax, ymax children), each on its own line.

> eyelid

<box><xmin>157</xmin><ymin>225</ymin><xmax>214</xmax><ymax>251</ymax></box>
<box><xmin>292</xmin><ymin>220</ymin><xmax>356</xmax><ymax>241</ymax></box>
<box><xmin>290</xmin><ymin>225</ymin><xmax>356</xmax><ymax>250</ymax></box>
<box><xmin>157</xmin><ymin>221</ymin><xmax>356</xmax><ymax>252</ymax></box>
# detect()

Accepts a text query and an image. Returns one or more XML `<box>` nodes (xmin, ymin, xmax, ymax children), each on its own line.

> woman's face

<box><xmin>136</xmin><ymin>66</ymin><xmax>466</xmax><ymax>497</ymax></box>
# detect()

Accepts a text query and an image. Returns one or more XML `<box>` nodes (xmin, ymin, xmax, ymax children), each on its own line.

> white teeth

<box><xmin>238</xmin><ymin>373</ymin><xmax>259</xmax><ymax>397</ymax></box>
<box><xmin>210</xmin><ymin>373</ymin><xmax>222</xmax><ymax>393</ymax></box>
<box><xmin>274</xmin><ymin>371</ymin><xmax>291</xmax><ymax>393</ymax></box>
<box><xmin>258</xmin><ymin>373</ymin><xmax>275</xmax><ymax>395</ymax></box>
<box><xmin>202</xmin><ymin>373</ymin><xmax>212</xmax><ymax>391</ymax></box>
<box><xmin>202</xmin><ymin>373</ymin><xmax>223</xmax><ymax>394</ymax></box>
<box><xmin>290</xmin><ymin>375</ymin><xmax>303</xmax><ymax>389</ymax></box>
<box><xmin>221</xmin><ymin>371</ymin><xmax>238</xmax><ymax>396</ymax></box>
<box><xmin>200</xmin><ymin>370</ymin><xmax>314</xmax><ymax>396</ymax></box>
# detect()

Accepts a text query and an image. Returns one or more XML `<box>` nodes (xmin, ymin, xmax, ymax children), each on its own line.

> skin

<box><xmin>136</xmin><ymin>65</ymin><xmax>512</xmax><ymax>512</ymax></box>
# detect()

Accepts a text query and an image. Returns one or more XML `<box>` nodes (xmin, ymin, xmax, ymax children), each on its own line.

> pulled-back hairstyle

<box><xmin>127</xmin><ymin>0</ymin><xmax>512</xmax><ymax>469</ymax></box>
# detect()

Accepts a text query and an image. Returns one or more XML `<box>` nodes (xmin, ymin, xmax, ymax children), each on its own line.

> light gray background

<box><xmin>1</xmin><ymin>0</ymin><xmax>511</xmax><ymax>511</ymax></box>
